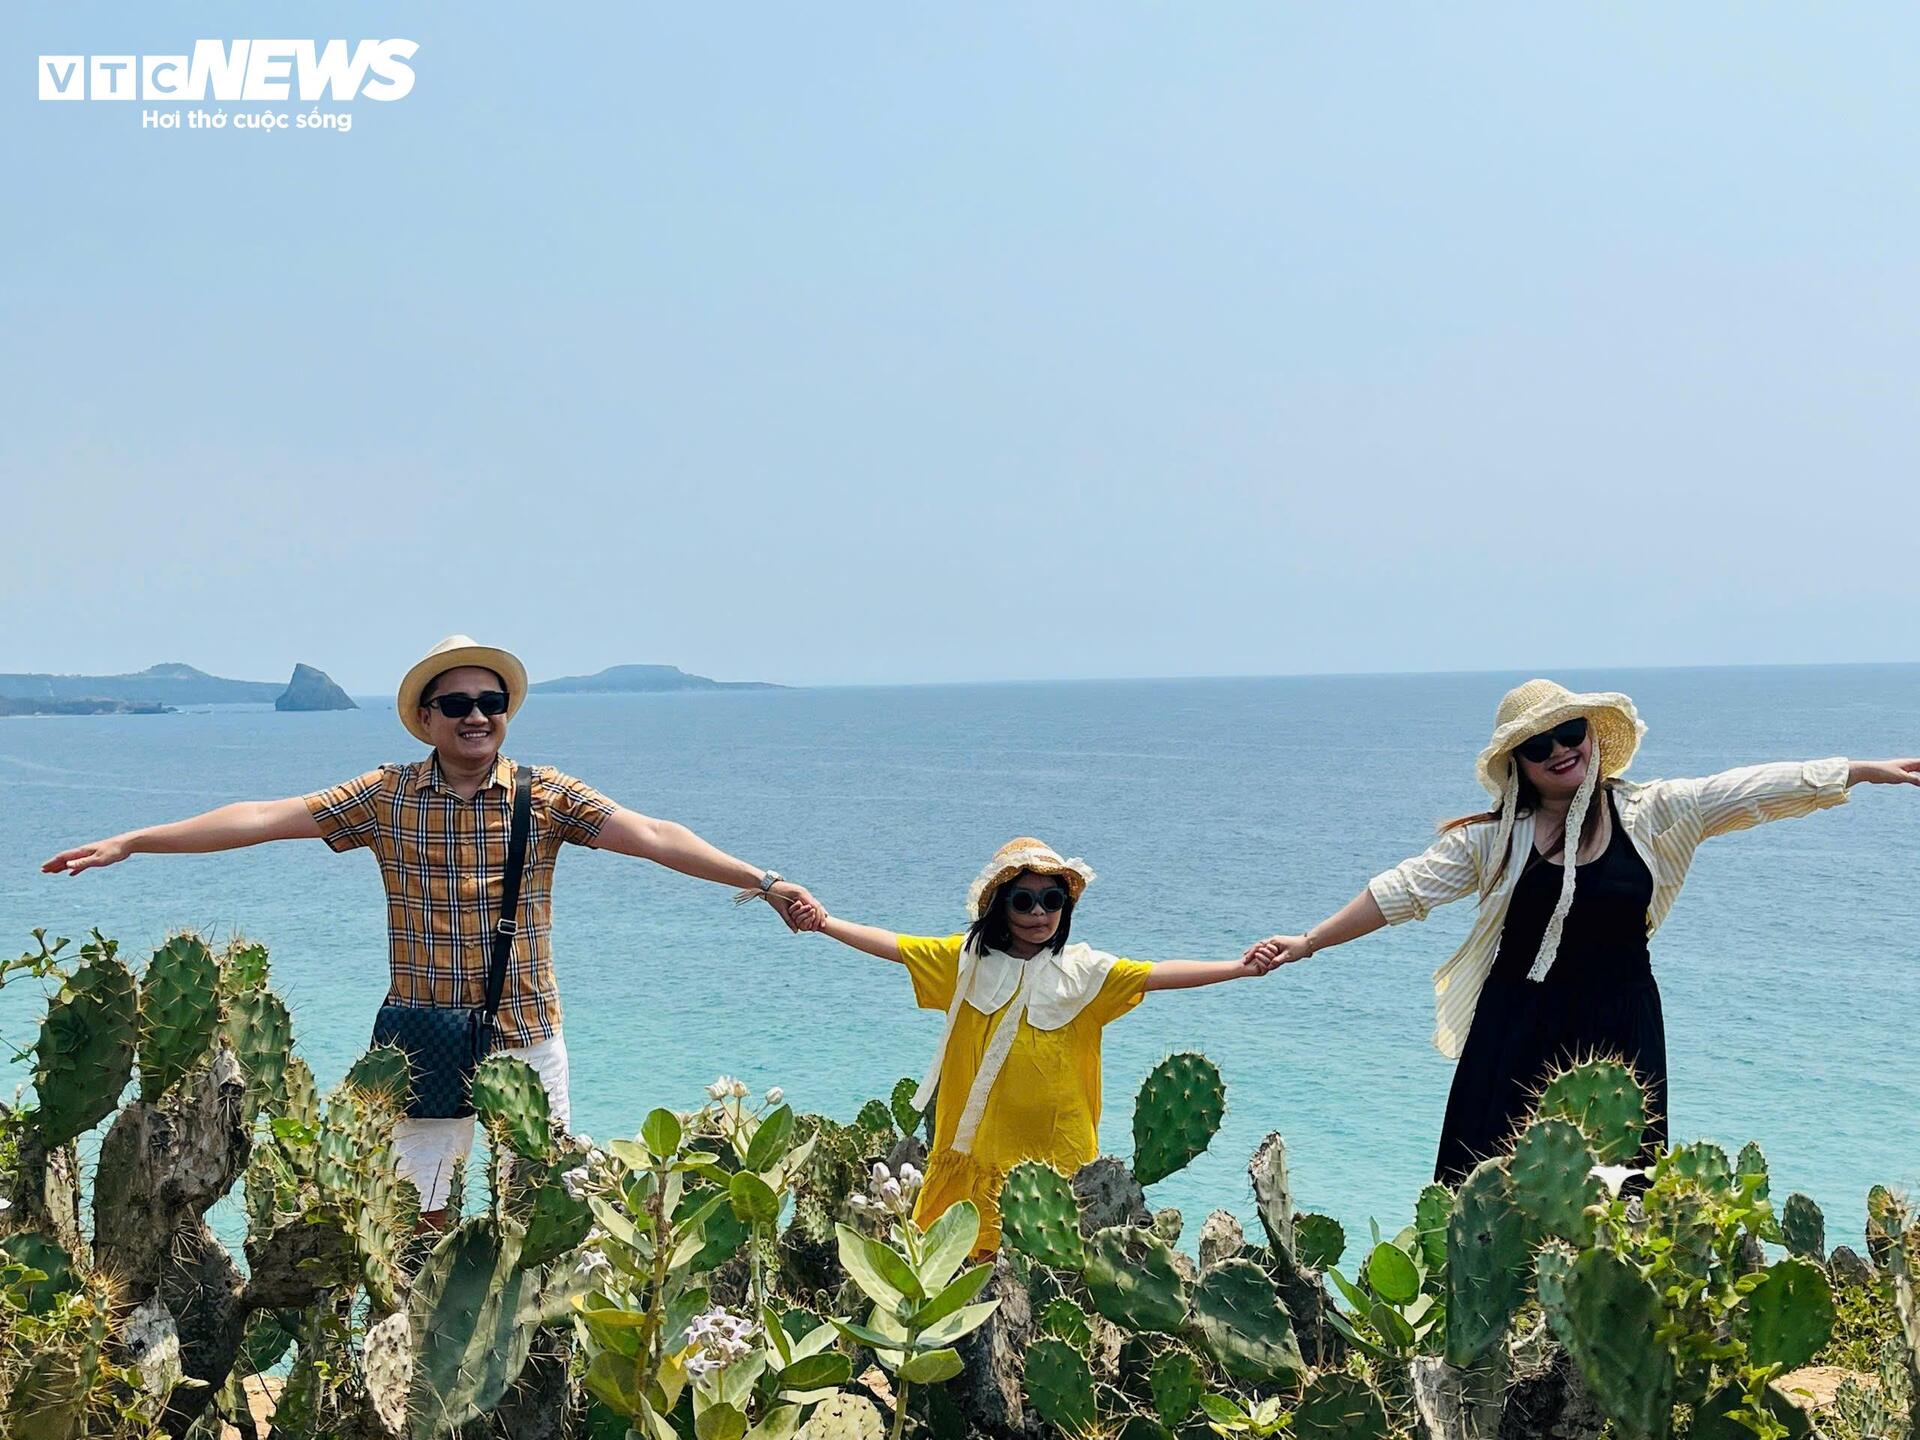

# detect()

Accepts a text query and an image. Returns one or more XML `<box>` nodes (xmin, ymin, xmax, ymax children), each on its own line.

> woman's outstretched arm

<box><xmin>1242</xmin><ymin>888</ymin><xmax>1391</xmax><ymax>969</ymax></box>
<box><xmin>785</xmin><ymin>898</ymin><xmax>903</xmax><ymax>963</ymax></box>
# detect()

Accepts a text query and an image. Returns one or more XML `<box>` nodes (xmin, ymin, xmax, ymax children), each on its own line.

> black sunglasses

<box><xmin>1514</xmin><ymin>716</ymin><xmax>1589</xmax><ymax>764</ymax></box>
<box><xmin>425</xmin><ymin>690</ymin><xmax>509</xmax><ymax>720</ymax></box>
<box><xmin>1006</xmin><ymin>886</ymin><xmax>1070</xmax><ymax>915</ymax></box>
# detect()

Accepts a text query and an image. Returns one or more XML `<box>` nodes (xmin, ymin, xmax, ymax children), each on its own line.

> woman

<box><xmin>1245</xmin><ymin>678</ymin><xmax>1918</xmax><ymax>1183</ymax></box>
<box><xmin>786</xmin><ymin>837</ymin><xmax>1272</xmax><ymax>1250</ymax></box>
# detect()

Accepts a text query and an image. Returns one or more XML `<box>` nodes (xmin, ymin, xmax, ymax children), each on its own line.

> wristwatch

<box><xmin>757</xmin><ymin>870</ymin><xmax>782</xmax><ymax>895</ymax></box>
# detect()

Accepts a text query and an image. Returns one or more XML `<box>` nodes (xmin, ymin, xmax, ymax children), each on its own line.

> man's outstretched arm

<box><xmin>590</xmin><ymin>807</ymin><xmax>818</xmax><ymax>923</ymax></box>
<box><xmin>42</xmin><ymin>798</ymin><xmax>323</xmax><ymax>876</ymax></box>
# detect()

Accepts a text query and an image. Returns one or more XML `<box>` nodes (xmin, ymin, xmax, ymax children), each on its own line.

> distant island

<box><xmin>0</xmin><ymin>663</ymin><xmax>357</xmax><ymax>715</ymax></box>
<box><xmin>530</xmin><ymin>664</ymin><xmax>782</xmax><ymax>694</ymax></box>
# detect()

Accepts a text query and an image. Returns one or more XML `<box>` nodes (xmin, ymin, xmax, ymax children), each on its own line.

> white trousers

<box><xmin>393</xmin><ymin>1031</ymin><xmax>571</xmax><ymax>1212</ymax></box>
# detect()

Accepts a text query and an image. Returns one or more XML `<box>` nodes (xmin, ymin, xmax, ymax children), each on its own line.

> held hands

<box><xmin>1849</xmin><ymin>759</ymin><xmax>1920</xmax><ymax>787</ymax></box>
<box><xmin>784</xmin><ymin>897</ymin><xmax>829</xmax><ymax>933</ymax></box>
<box><xmin>41</xmin><ymin>836</ymin><xmax>130</xmax><ymax>876</ymax></box>
<box><xmin>1240</xmin><ymin>934</ymin><xmax>1316</xmax><ymax>971</ymax></box>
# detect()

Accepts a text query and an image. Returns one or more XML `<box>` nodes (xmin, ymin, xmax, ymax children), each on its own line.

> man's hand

<box><xmin>764</xmin><ymin>881</ymin><xmax>822</xmax><ymax>934</ymax></box>
<box><xmin>42</xmin><ymin>835</ymin><xmax>132</xmax><ymax>876</ymax></box>
<box><xmin>785</xmin><ymin>897</ymin><xmax>829</xmax><ymax>932</ymax></box>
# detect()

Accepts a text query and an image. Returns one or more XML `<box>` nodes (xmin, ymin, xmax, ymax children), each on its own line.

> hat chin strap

<box><xmin>1526</xmin><ymin>737</ymin><xmax>1602</xmax><ymax>983</ymax></box>
<box><xmin>1483</xmin><ymin>768</ymin><xmax>1521</xmax><ymax>899</ymax></box>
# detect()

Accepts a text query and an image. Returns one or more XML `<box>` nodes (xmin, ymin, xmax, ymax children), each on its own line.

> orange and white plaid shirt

<box><xmin>303</xmin><ymin>753</ymin><xmax>618</xmax><ymax>1046</ymax></box>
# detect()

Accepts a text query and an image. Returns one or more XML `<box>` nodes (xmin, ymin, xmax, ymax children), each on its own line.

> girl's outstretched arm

<box><xmin>785</xmin><ymin>898</ymin><xmax>904</xmax><ymax>963</ymax></box>
<box><xmin>1143</xmin><ymin>957</ymin><xmax>1272</xmax><ymax>992</ymax></box>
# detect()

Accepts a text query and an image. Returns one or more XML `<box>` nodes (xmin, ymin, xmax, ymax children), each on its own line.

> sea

<box><xmin>2</xmin><ymin>665</ymin><xmax>1915</xmax><ymax>1253</ymax></box>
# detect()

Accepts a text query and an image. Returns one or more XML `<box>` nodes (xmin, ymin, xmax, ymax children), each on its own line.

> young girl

<box><xmin>785</xmin><ymin>837</ymin><xmax>1272</xmax><ymax>1251</ymax></box>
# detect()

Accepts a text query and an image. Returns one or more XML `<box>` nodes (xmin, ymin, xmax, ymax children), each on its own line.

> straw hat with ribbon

<box><xmin>1475</xmin><ymin>679</ymin><xmax>1646</xmax><ymax>983</ymax></box>
<box><xmin>964</xmin><ymin>837</ymin><xmax>1096</xmax><ymax>921</ymax></box>
<box><xmin>396</xmin><ymin>635</ymin><xmax>529</xmax><ymax>745</ymax></box>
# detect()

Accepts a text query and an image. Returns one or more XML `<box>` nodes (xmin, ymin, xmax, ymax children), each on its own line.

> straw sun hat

<box><xmin>1475</xmin><ymin>679</ymin><xmax>1647</xmax><ymax>984</ymax></box>
<box><xmin>965</xmin><ymin>838</ymin><xmax>1096</xmax><ymax>921</ymax></box>
<box><xmin>396</xmin><ymin>635</ymin><xmax>529</xmax><ymax>745</ymax></box>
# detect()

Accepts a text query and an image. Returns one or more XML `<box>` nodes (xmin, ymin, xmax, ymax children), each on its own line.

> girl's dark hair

<box><xmin>419</xmin><ymin>667</ymin><xmax>508</xmax><ymax>708</ymax></box>
<box><xmin>1440</xmin><ymin>763</ymin><xmax>1611</xmax><ymax>893</ymax></box>
<box><xmin>966</xmin><ymin>871</ymin><xmax>1075</xmax><ymax>956</ymax></box>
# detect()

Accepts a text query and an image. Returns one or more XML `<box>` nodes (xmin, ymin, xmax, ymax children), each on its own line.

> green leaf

<box><xmin>642</xmin><ymin>1108</ymin><xmax>683</xmax><ymax>1158</ymax></box>
<box><xmin>743</xmin><ymin>1105</ymin><xmax>796</xmax><ymax>1172</ymax></box>
<box><xmin>833</xmin><ymin>1224</ymin><xmax>920</xmax><ymax>1307</ymax></box>
<box><xmin>729</xmin><ymin>1171</ymin><xmax>781</xmax><ymax>1227</ymax></box>
<box><xmin>607</xmin><ymin>1139</ymin><xmax>650</xmax><ymax>1169</ymax></box>
<box><xmin>1366</xmin><ymin>1242</ymin><xmax>1421</xmax><ymax>1305</ymax></box>
<box><xmin>905</xmin><ymin>1263</ymin><xmax>993</xmax><ymax>1331</ymax></box>
<box><xmin>1198</xmin><ymin>1394</ymin><xmax>1246</xmax><ymax>1425</ymax></box>
<box><xmin>694</xmin><ymin>1402</ymin><xmax>747</xmax><ymax>1440</ymax></box>
<box><xmin>830</xmin><ymin>1316</ymin><xmax>906</xmax><ymax>1352</ymax></box>
<box><xmin>776</xmin><ymin>1353</ymin><xmax>852</xmax><ymax>1391</ymax></box>
<box><xmin>897</xmin><ymin>1348</ymin><xmax>964</xmax><ymax>1384</ymax></box>
<box><xmin>918</xmin><ymin>1200</ymin><xmax>981</xmax><ymax>1293</ymax></box>
<box><xmin>919</xmin><ymin>1300</ymin><xmax>1000</xmax><ymax>1347</ymax></box>
<box><xmin>746</xmin><ymin>1405</ymin><xmax>802</xmax><ymax>1440</ymax></box>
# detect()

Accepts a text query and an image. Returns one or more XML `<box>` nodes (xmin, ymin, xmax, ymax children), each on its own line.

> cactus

<box><xmin>889</xmin><ymin>1076</ymin><xmax>923</xmax><ymax>1136</ymax></box>
<box><xmin>1866</xmin><ymin>1185</ymin><xmax>1911</xmax><ymax>1271</ymax></box>
<box><xmin>855</xmin><ymin>1098</ymin><xmax>894</xmax><ymax>1133</ymax></box>
<box><xmin>1292</xmin><ymin>1213</ymin><xmax>1346</xmax><ymax>1271</ymax></box>
<box><xmin>1248</xmin><ymin>1131</ymin><xmax>1294</xmax><ymax>1254</ymax></box>
<box><xmin>136</xmin><ymin>934</ymin><xmax>220</xmax><ymax>1102</ymax></box>
<box><xmin>1083</xmin><ymin>1225</ymin><xmax>1190</xmax><ymax>1335</ymax></box>
<box><xmin>1508</xmin><ymin>1116</ymin><xmax>1603</xmax><ymax>1243</ymax></box>
<box><xmin>1742</xmin><ymin>1255</ymin><xmax>1834</xmax><ymax>1370</ymax></box>
<box><xmin>1534</xmin><ymin>1238</ymin><xmax>1578</xmax><ymax>1350</ymax></box>
<box><xmin>1542</xmin><ymin>1247</ymin><xmax>1674</xmax><ymax>1440</ymax></box>
<box><xmin>1658</xmin><ymin>1140</ymin><xmax>1732</xmax><ymax>1189</ymax></box>
<box><xmin>1147</xmin><ymin>1349</ymin><xmax>1203</xmax><ymax>1426</ymax></box>
<box><xmin>1023</xmin><ymin>1336</ymin><xmax>1097</xmax><ymax>1435</ymax></box>
<box><xmin>798</xmin><ymin>1393</ymin><xmax>886</xmax><ymax>1440</ymax></box>
<box><xmin>363</xmin><ymin>1309</ymin><xmax>412</xmax><ymax>1436</ymax></box>
<box><xmin>345</xmin><ymin>1044</ymin><xmax>413</xmax><ymax>1109</ymax></box>
<box><xmin>33</xmin><ymin>944</ymin><xmax>138</xmax><ymax>1146</ymax></box>
<box><xmin>1132</xmin><ymin>1053</ymin><xmax>1225</xmax><ymax>1186</ymax></box>
<box><xmin>1291</xmin><ymin>1370</ymin><xmax>1390</xmax><ymax>1440</ymax></box>
<box><xmin>1780</xmin><ymin>1193</ymin><xmax>1826</xmax><ymax>1261</ymax></box>
<box><xmin>221</xmin><ymin>986</ymin><xmax>293</xmax><ymax>1124</ymax></box>
<box><xmin>999</xmin><ymin>1161</ymin><xmax>1085</xmax><ymax>1269</ymax></box>
<box><xmin>470</xmin><ymin>1054</ymin><xmax>554</xmax><ymax>1161</ymax></box>
<box><xmin>1188</xmin><ymin>1257</ymin><xmax>1304</xmax><ymax>1384</ymax></box>
<box><xmin>1038</xmin><ymin>1297</ymin><xmax>1094</xmax><ymax>1350</ymax></box>
<box><xmin>0</xmin><ymin>1231</ymin><xmax>76</xmax><ymax>1314</ymax></box>
<box><xmin>1444</xmin><ymin>1158</ymin><xmax>1531</xmax><ymax>1366</ymax></box>
<box><xmin>283</xmin><ymin>1055</ymin><xmax>320</xmax><ymax>1133</ymax></box>
<box><xmin>518</xmin><ymin>1163</ymin><xmax>592</xmax><ymax>1270</ymax></box>
<box><xmin>219</xmin><ymin>938</ymin><xmax>272</xmax><ymax>997</ymax></box>
<box><xmin>1536</xmin><ymin>1058</ymin><xmax>1648</xmax><ymax>1165</ymax></box>
<box><xmin>1413</xmin><ymin>1183</ymin><xmax>1451</xmax><ymax>1277</ymax></box>
<box><xmin>1735</xmin><ymin>1140</ymin><xmax>1770</xmax><ymax>1200</ymax></box>
<box><xmin>407</xmin><ymin>1216</ymin><xmax>543</xmax><ymax>1438</ymax></box>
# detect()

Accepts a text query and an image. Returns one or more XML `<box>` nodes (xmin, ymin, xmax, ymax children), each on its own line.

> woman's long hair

<box><xmin>966</xmin><ymin>872</ymin><xmax>1075</xmax><ymax>957</ymax></box>
<box><xmin>1440</xmin><ymin>763</ymin><xmax>1609</xmax><ymax>892</ymax></box>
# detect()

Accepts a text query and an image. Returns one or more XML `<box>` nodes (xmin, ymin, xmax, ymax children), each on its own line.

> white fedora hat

<box><xmin>396</xmin><ymin>635</ymin><xmax>529</xmax><ymax>745</ymax></box>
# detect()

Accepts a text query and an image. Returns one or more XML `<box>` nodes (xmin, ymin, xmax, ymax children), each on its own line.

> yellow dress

<box><xmin>897</xmin><ymin>934</ymin><xmax>1152</xmax><ymax>1253</ymax></box>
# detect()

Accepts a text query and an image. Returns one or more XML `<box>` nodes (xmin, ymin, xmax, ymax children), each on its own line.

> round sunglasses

<box><xmin>1514</xmin><ymin>716</ymin><xmax>1588</xmax><ymax>764</ymax></box>
<box><xmin>1006</xmin><ymin>886</ymin><xmax>1070</xmax><ymax>915</ymax></box>
<box><xmin>425</xmin><ymin>690</ymin><xmax>510</xmax><ymax>720</ymax></box>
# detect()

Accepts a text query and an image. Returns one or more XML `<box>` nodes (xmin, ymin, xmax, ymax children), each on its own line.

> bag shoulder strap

<box><xmin>482</xmin><ymin>764</ymin><xmax>534</xmax><ymax>1022</ymax></box>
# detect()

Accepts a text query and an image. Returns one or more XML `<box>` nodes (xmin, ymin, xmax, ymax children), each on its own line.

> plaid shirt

<box><xmin>303</xmin><ymin>753</ymin><xmax>618</xmax><ymax>1045</ymax></box>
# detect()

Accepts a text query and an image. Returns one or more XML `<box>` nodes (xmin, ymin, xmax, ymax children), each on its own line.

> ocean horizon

<box><xmin>3</xmin><ymin>661</ymin><xmax>1915</xmax><ymax>1251</ymax></box>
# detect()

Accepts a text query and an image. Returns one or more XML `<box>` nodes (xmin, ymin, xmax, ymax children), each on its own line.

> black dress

<box><xmin>1434</xmin><ymin>791</ymin><xmax>1669</xmax><ymax>1184</ymax></box>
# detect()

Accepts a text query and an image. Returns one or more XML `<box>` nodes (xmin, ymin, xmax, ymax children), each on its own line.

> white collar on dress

<box><xmin>955</xmin><ymin>940</ymin><xmax>1120</xmax><ymax>1031</ymax></box>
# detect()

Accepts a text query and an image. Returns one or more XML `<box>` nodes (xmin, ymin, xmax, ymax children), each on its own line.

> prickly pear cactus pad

<box><xmin>1132</xmin><ymin>1053</ymin><xmax>1225</xmax><ymax>1186</ymax></box>
<box><xmin>1533</xmin><ymin>1238</ymin><xmax>1579</xmax><ymax>1351</ymax></box>
<box><xmin>220</xmin><ymin>987</ymin><xmax>293</xmax><ymax>1124</ymax></box>
<box><xmin>1247</xmin><ymin>1131</ymin><xmax>1294</xmax><ymax>1253</ymax></box>
<box><xmin>1292</xmin><ymin>1212</ymin><xmax>1346</xmax><ymax>1271</ymax></box>
<box><xmin>889</xmin><ymin>1076</ymin><xmax>923</xmax><ymax>1136</ymax></box>
<box><xmin>1536</xmin><ymin>1057</ymin><xmax>1648</xmax><ymax>1166</ymax></box>
<box><xmin>407</xmin><ymin>1217</ymin><xmax>534</xmax><ymax>1438</ymax></box>
<box><xmin>1865</xmin><ymin>1185</ymin><xmax>1909</xmax><ymax>1270</ymax></box>
<box><xmin>1546</xmin><ymin>1247</ymin><xmax>1674</xmax><ymax>1440</ymax></box>
<box><xmin>34</xmin><ymin>945</ymin><xmax>138</xmax><ymax>1146</ymax></box>
<box><xmin>1291</xmin><ymin>1370</ymin><xmax>1389</xmax><ymax>1440</ymax></box>
<box><xmin>1444</xmin><ymin>1158</ymin><xmax>1531</xmax><ymax>1367</ymax></box>
<box><xmin>1083</xmin><ymin>1225</ymin><xmax>1190</xmax><ymax>1335</ymax></box>
<box><xmin>1780</xmin><ymin>1192</ymin><xmax>1826</xmax><ymax>1260</ymax></box>
<box><xmin>218</xmin><ymin>939</ymin><xmax>271</xmax><ymax>997</ymax></box>
<box><xmin>1742</xmin><ymin>1256</ymin><xmax>1834</xmax><ymax>1370</ymax></box>
<box><xmin>519</xmin><ymin>1165</ymin><xmax>592</xmax><ymax>1270</ymax></box>
<box><xmin>1023</xmin><ymin>1337</ymin><xmax>1097</xmax><ymax>1436</ymax></box>
<box><xmin>1038</xmin><ymin>1297</ymin><xmax>1095</xmax><ymax>1350</ymax></box>
<box><xmin>998</xmin><ymin>1160</ymin><xmax>1085</xmax><ymax>1269</ymax></box>
<box><xmin>1147</xmin><ymin>1349</ymin><xmax>1203</xmax><ymax>1427</ymax></box>
<box><xmin>1508</xmin><ymin>1117</ymin><xmax>1604</xmax><ymax>1243</ymax></box>
<box><xmin>344</xmin><ymin>1044</ymin><xmax>413</xmax><ymax>1110</ymax></box>
<box><xmin>471</xmin><ymin>1054</ymin><xmax>554</xmax><ymax>1160</ymax></box>
<box><xmin>136</xmin><ymin>933</ymin><xmax>220</xmax><ymax>1102</ymax></box>
<box><xmin>363</xmin><ymin>1310</ymin><xmax>413</xmax><ymax>1436</ymax></box>
<box><xmin>1188</xmin><ymin>1257</ymin><xmax>1304</xmax><ymax>1383</ymax></box>
<box><xmin>1735</xmin><ymin>1141</ymin><xmax>1770</xmax><ymax>1200</ymax></box>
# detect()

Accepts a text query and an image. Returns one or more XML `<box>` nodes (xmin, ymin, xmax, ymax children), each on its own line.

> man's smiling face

<box><xmin>418</xmin><ymin>664</ymin><xmax>509</xmax><ymax>765</ymax></box>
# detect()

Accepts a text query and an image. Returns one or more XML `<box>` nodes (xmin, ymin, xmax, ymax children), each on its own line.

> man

<box><xmin>43</xmin><ymin>635</ymin><xmax>817</xmax><ymax>1225</ymax></box>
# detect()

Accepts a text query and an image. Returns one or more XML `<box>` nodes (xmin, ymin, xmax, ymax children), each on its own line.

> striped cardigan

<box><xmin>1367</xmin><ymin>757</ymin><xmax>1851</xmax><ymax>1058</ymax></box>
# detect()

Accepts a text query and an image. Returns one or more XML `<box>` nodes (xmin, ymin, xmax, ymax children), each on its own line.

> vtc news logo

<box><xmin>38</xmin><ymin>39</ymin><xmax>418</xmax><ymax>102</ymax></box>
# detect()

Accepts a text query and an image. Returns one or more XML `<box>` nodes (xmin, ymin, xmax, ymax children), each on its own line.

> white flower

<box><xmin>709</xmin><ymin>1075</ymin><xmax>740</xmax><ymax>1101</ymax></box>
<box><xmin>729</xmin><ymin>1078</ymin><xmax>751</xmax><ymax>1100</ymax></box>
<box><xmin>587</xmin><ymin>1225</ymin><xmax>609</xmax><ymax>1245</ymax></box>
<box><xmin>560</xmin><ymin>1166</ymin><xmax>592</xmax><ymax>1201</ymax></box>
<box><xmin>684</xmin><ymin>1351</ymin><xmax>719</xmax><ymax>1379</ymax></box>
<box><xmin>1590</xmin><ymin>1163</ymin><xmax>1645</xmax><ymax>1198</ymax></box>
<box><xmin>765</xmin><ymin>1087</ymin><xmax>784</xmax><ymax>1106</ymax></box>
<box><xmin>573</xmin><ymin>1133</ymin><xmax>594</xmax><ymax>1149</ymax></box>
<box><xmin>871</xmin><ymin>1162</ymin><xmax>892</xmax><ymax>1186</ymax></box>
<box><xmin>899</xmin><ymin>1163</ymin><xmax>922</xmax><ymax>1187</ymax></box>
<box><xmin>573</xmin><ymin>1249</ymin><xmax>612</xmax><ymax>1282</ymax></box>
<box><xmin>0</xmin><ymin>1197</ymin><xmax>10</xmax><ymax>1215</ymax></box>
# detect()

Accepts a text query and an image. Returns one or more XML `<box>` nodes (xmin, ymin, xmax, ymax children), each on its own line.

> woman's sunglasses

<box><xmin>1514</xmin><ymin>716</ymin><xmax>1588</xmax><ymax>764</ymax></box>
<box><xmin>425</xmin><ymin>690</ymin><xmax>510</xmax><ymax>720</ymax></box>
<box><xmin>1006</xmin><ymin>886</ymin><xmax>1070</xmax><ymax>915</ymax></box>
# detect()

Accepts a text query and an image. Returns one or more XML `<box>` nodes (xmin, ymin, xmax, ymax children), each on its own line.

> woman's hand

<box><xmin>1242</xmin><ymin>934</ymin><xmax>1315</xmax><ymax>970</ymax></box>
<box><xmin>1848</xmin><ymin>759</ymin><xmax>1920</xmax><ymax>787</ymax></box>
<box><xmin>785</xmin><ymin>897</ymin><xmax>829</xmax><ymax>932</ymax></box>
<box><xmin>42</xmin><ymin>835</ymin><xmax>132</xmax><ymax>876</ymax></box>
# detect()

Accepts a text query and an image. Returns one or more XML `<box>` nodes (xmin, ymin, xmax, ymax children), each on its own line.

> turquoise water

<box><xmin>2</xmin><ymin>666</ymin><xmax>1915</xmax><ymax>1249</ymax></box>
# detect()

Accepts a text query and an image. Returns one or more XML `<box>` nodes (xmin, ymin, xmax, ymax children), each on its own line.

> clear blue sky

<box><xmin>5</xmin><ymin>3</ymin><xmax>1914</xmax><ymax>692</ymax></box>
